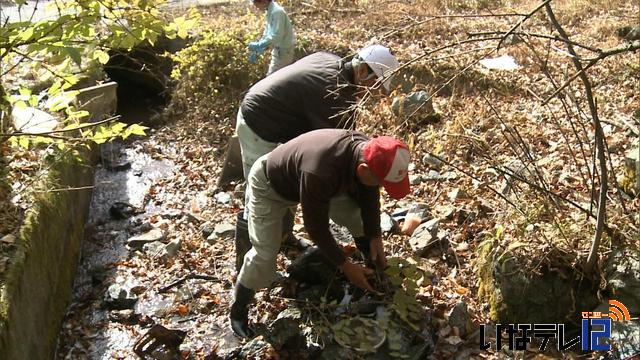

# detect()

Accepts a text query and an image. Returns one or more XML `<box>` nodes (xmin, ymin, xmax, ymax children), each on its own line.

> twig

<box><xmin>496</xmin><ymin>0</ymin><xmax>551</xmax><ymax>51</ymax></box>
<box><xmin>542</xmin><ymin>41</ymin><xmax>640</xmax><ymax>105</ymax></box>
<box><xmin>467</xmin><ymin>30</ymin><xmax>601</xmax><ymax>53</ymax></box>
<box><xmin>159</xmin><ymin>274</ymin><xmax>218</xmax><ymax>293</ymax></box>
<box><xmin>544</xmin><ymin>4</ymin><xmax>609</xmax><ymax>272</ymax></box>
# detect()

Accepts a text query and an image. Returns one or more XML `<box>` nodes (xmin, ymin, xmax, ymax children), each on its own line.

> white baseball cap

<box><xmin>357</xmin><ymin>45</ymin><xmax>400</xmax><ymax>92</ymax></box>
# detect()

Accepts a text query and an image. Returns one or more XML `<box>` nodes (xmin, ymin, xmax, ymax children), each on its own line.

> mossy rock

<box><xmin>476</xmin><ymin>239</ymin><xmax>599</xmax><ymax>327</ymax></box>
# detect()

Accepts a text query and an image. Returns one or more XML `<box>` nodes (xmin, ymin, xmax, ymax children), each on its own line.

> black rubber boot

<box><xmin>230</xmin><ymin>281</ymin><xmax>255</xmax><ymax>338</ymax></box>
<box><xmin>235</xmin><ymin>211</ymin><xmax>251</xmax><ymax>273</ymax></box>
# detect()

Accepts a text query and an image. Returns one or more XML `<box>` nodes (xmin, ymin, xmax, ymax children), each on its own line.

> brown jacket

<box><xmin>266</xmin><ymin>129</ymin><xmax>381</xmax><ymax>265</ymax></box>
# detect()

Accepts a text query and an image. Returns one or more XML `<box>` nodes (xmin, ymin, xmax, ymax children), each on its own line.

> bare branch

<box><xmin>544</xmin><ymin>3</ymin><xmax>608</xmax><ymax>272</ymax></box>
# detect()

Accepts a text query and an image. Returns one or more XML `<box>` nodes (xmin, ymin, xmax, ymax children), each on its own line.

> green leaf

<box><xmin>94</xmin><ymin>49</ymin><xmax>110</xmax><ymax>64</ymax></box>
<box><xmin>65</xmin><ymin>47</ymin><xmax>83</xmax><ymax>66</ymax></box>
<box><xmin>18</xmin><ymin>136</ymin><xmax>29</xmax><ymax>149</ymax></box>
<box><xmin>20</xmin><ymin>27</ymin><xmax>34</xmax><ymax>41</ymax></box>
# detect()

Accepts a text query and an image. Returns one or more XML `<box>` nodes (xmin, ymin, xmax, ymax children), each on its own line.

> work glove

<box><xmin>248</xmin><ymin>52</ymin><xmax>258</xmax><ymax>64</ymax></box>
<box><xmin>248</xmin><ymin>39</ymin><xmax>268</xmax><ymax>54</ymax></box>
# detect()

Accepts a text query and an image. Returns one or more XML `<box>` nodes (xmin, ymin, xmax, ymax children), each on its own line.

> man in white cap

<box><xmin>230</xmin><ymin>128</ymin><xmax>411</xmax><ymax>338</ymax></box>
<box><xmin>233</xmin><ymin>45</ymin><xmax>401</xmax><ymax>262</ymax></box>
<box><xmin>236</xmin><ymin>44</ymin><xmax>400</xmax><ymax>179</ymax></box>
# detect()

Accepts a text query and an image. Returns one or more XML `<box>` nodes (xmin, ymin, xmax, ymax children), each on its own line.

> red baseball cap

<box><xmin>363</xmin><ymin>136</ymin><xmax>411</xmax><ymax>199</ymax></box>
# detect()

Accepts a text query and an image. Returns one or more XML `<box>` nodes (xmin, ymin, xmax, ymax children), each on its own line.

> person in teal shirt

<box><xmin>249</xmin><ymin>0</ymin><xmax>295</xmax><ymax>75</ymax></box>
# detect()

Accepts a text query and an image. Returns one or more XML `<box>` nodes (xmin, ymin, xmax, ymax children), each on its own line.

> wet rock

<box><xmin>109</xmin><ymin>201</ymin><xmax>142</xmax><ymax>220</ymax></box>
<box><xmin>214</xmin><ymin>192</ymin><xmax>232</xmax><ymax>205</ymax></box>
<box><xmin>380</xmin><ymin>212</ymin><xmax>397</xmax><ymax>233</ymax></box>
<box><xmin>108</xmin><ymin>309</ymin><xmax>154</xmax><ymax>326</ymax></box>
<box><xmin>288</xmin><ymin>247</ymin><xmax>336</xmax><ymax>285</ymax></box>
<box><xmin>104</xmin><ymin>160</ymin><xmax>132</xmax><ymax>172</ymax></box>
<box><xmin>422</xmin><ymin>154</ymin><xmax>444</xmax><ymax>170</ymax></box>
<box><xmin>104</xmin><ymin>283</ymin><xmax>138</xmax><ymax>310</ymax></box>
<box><xmin>448</xmin><ymin>301</ymin><xmax>472</xmax><ymax>337</ymax></box>
<box><xmin>127</xmin><ymin>228</ymin><xmax>167</xmax><ymax>249</ymax></box>
<box><xmin>408</xmin><ymin>218</ymin><xmax>440</xmax><ymax>256</ymax></box>
<box><xmin>268</xmin><ymin>308</ymin><xmax>303</xmax><ymax>350</ymax></box>
<box><xmin>88</xmin><ymin>264</ymin><xmax>107</xmax><ymax>285</ymax></box>
<box><xmin>200</xmin><ymin>221</ymin><xmax>215</xmax><ymax>239</ymax></box>
<box><xmin>206</xmin><ymin>222</ymin><xmax>235</xmax><ymax>244</ymax></box>
<box><xmin>239</xmin><ymin>336</ymin><xmax>271</xmax><ymax>358</ymax></box>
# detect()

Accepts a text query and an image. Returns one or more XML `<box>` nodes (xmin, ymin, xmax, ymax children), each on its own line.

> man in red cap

<box><xmin>230</xmin><ymin>128</ymin><xmax>411</xmax><ymax>337</ymax></box>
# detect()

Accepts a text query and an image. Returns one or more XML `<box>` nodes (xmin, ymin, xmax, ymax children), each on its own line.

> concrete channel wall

<box><xmin>0</xmin><ymin>83</ymin><xmax>117</xmax><ymax>359</ymax></box>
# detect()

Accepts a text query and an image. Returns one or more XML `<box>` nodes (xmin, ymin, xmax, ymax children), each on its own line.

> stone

<box><xmin>408</xmin><ymin>218</ymin><xmax>440</xmax><ymax>256</ymax></box>
<box><xmin>422</xmin><ymin>154</ymin><xmax>444</xmax><ymax>170</ymax></box>
<box><xmin>161</xmin><ymin>209</ymin><xmax>183</xmax><ymax>220</ymax></box>
<box><xmin>142</xmin><ymin>241</ymin><xmax>166</xmax><ymax>256</ymax></box>
<box><xmin>391</xmin><ymin>90</ymin><xmax>436</xmax><ymax>120</ymax></box>
<box><xmin>165</xmin><ymin>239</ymin><xmax>181</xmax><ymax>257</ymax></box>
<box><xmin>206</xmin><ymin>222</ymin><xmax>235</xmax><ymax>244</ymax></box>
<box><xmin>605</xmin><ymin>248</ymin><xmax>640</xmax><ymax>314</ymax></box>
<box><xmin>424</xmin><ymin>170</ymin><xmax>442</xmax><ymax>181</ymax></box>
<box><xmin>214</xmin><ymin>191</ymin><xmax>232</xmax><ymax>205</ymax></box>
<box><xmin>127</xmin><ymin>228</ymin><xmax>167</xmax><ymax>249</ymax></box>
<box><xmin>380</xmin><ymin>212</ymin><xmax>397</xmax><ymax>233</ymax></box>
<box><xmin>109</xmin><ymin>202</ymin><xmax>141</xmax><ymax>220</ymax></box>
<box><xmin>448</xmin><ymin>188</ymin><xmax>469</xmax><ymax>202</ymax></box>
<box><xmin>200</xmin><ymin>221</ymin><xmax>215</xmax><ymax>239</ymax></box>
<box><xmin>448</xmin><ymin>301</ymin><xmax>472</xmax><ymax>337</ymax></box>
<box><xmin>104</xmin><ymin>160</ymin><xmax>131</xmax><ymax>172</ymax></box>
<box><xmin>239</xmin><ymin>337</ymin><xmax>271</xmax><ymax>359</ymax></box>
<box><xmin>435</xmin><ymin>205</ymin><xmax>456</xmax><ymax>220</ymax></box>
<box><xmin>268</xmin><ymin>308</ymin><xmax>303</xmax><ymax>350</ymax></box>
<box><xmin>409</xmin><ymin>174</ymin><xmax>423</xmax><ymax>185</ymax></box>
<box><xmin>104</xmin><ymin>283</ymin><xmax>138</xmax><ymax>310</ymax></box>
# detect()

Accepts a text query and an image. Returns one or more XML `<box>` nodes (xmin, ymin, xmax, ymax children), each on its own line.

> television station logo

<box><xmin>479</xmin><ymin>299</ymin><xmax>639</xmax><ymax>354</ymax></box>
